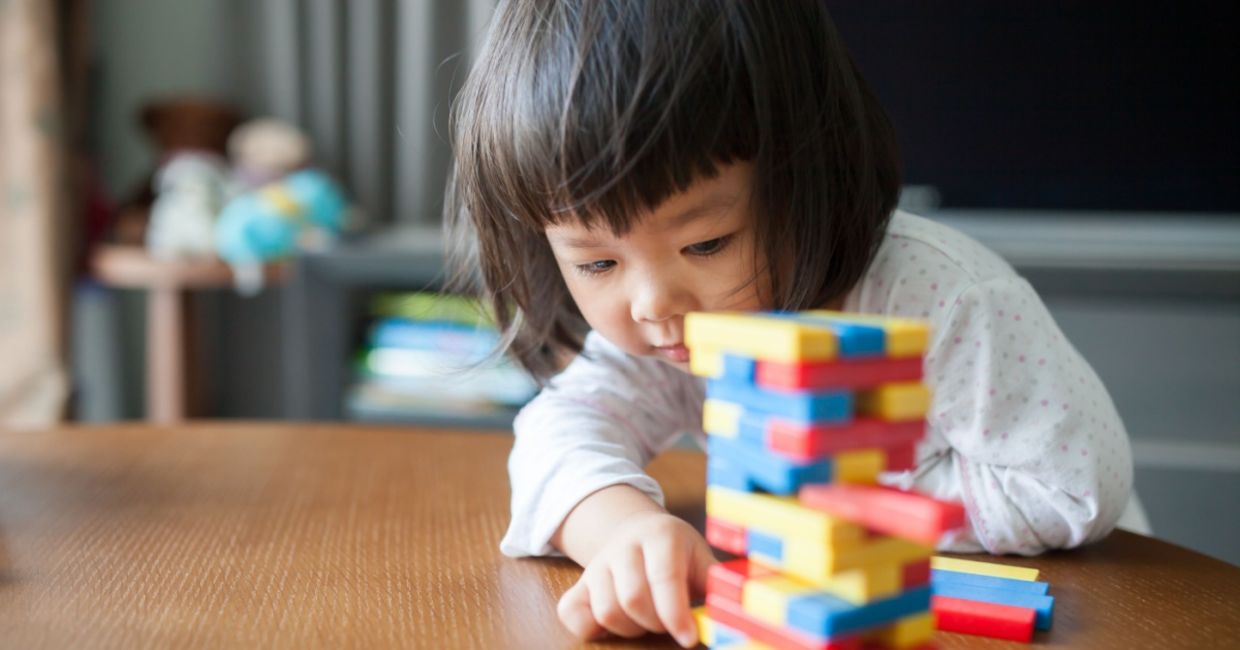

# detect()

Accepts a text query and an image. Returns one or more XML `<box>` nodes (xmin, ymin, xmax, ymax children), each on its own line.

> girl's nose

<box><xmin>630</xmin><ymin>275</ymin><xmax>691</xmax><ymax>324</ymax></box>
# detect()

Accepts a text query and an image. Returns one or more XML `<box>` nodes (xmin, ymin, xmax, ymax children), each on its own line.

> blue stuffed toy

<box><xmin>215</xmin><ymin>169</ymin><xmax>347</xmax><ymax>293</ymax></box>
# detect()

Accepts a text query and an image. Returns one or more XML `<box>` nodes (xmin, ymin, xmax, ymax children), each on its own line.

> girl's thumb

<box><xmin>688</xmin><ymin>537</ymin><xmax>718</xmax><ymax>596</ymax></box>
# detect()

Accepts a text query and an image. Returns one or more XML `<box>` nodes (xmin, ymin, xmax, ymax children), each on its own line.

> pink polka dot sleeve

<box><xmin>902</xmin><ymin>276</ymin><xmax>1134</xmax><ymax>555</ymax></box>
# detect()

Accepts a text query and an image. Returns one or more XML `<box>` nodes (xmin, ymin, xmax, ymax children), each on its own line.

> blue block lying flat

<box><xmin>767</xmin><ymin>312</ymin><xmax>886</xmax><ymax>358</ymax></box>
<box><xmin>746</xmin><ymin>528</ymin><xmax>784</xmax><ymax>562</ymax></box>
<box><xmin>931</xmin><ymin>569</ymin><xmax>1050</xmax><ymax>595</ymax></box>
<box><xmin>708</xmin><ymin>435</ymin><xmax>831</xmax><ymax>495</ymax></box>
<box><xmin>931</xmin><ymin>581</ymin><xmax>1055</xmax><ymax>630</ymax></box>
<box><xmin>786</xmin><ymin>586</ymin><xmax>932</xmax><ymax>639</ymax></box>
<box><xmin>714</xmin><ymin>620</ymin><xmax>745</xmax><ymax>647</ymax></box>
<box><xmin>707</xmin><ymin>379</ymin><xmax>852</xmax><ymax>423</ymax></box>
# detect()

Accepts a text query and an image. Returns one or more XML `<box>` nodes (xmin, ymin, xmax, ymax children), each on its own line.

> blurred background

<box><xmin>0</xmin><ymin>1</ymin><xmax>1235</xmax><ymax>564</ymax></box>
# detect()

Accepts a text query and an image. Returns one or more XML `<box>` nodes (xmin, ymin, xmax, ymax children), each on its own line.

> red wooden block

<box><xmin>706</xmin><ymin>558</ymin><xmax>777</xmax><ymax>606</ymax></box>
<box><xmin>706</xmin><ymin>516</ymin><xmax>748</xmax><ymax>555</ymax></box>
<box><xmin>768</xmin><ymin>417</ymin><xmax>925</xmax><ymax>461</ymax></box>
<box><xmin>799</xmin><ymin>484</ymin><xmax>967</xmax><ymax>545</ymax></box>
<box><xmin>932</xmin><ymin>595</ymin><xmax>1035</xmax><ymax>642</ymax></box>
<box><xmin>902</xmin><ymin>559</ymin><xmax>932</xmax><ymax>589</ymax></box>
<box><xmin>757</xmin><ymin>356</ymin><xmax>924</xmax><ymax>391</ymax></box>
<box><xmin>707</xmin><ymin>593</ymin><xmax>862</xmax><ymax>650</ymax></box>
<box><xmin>884</xmin><ymin>442</ymin><xmax>917</xmax><ymax>472</ymax></box>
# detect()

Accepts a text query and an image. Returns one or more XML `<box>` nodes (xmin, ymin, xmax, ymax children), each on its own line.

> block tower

<box><xmin>685</xmin><ymin>311</ymin><xmax>967</xmax><ymax>650</ymax></box>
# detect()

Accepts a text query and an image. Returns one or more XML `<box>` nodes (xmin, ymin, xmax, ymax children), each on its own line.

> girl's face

<box><xmin>545</xmin><ymin>162</ymin><xmax>769</xmax><ymax>372</ymax></box>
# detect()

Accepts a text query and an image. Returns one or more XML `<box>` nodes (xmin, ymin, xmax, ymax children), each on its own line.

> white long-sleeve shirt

<box><xmin>500</xmin><ymin>211</ymin><xmax>1134</xmax><ymax>557</ymax></box>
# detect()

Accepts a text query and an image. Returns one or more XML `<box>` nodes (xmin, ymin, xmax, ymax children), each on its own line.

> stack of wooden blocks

<box><xmin>685</xmin><ymin>311</ymin><xmax>968</xmax><ymax>649</ymax></box>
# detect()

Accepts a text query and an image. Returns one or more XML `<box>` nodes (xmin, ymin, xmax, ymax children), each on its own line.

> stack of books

<box><xmin>346</xmin><ymin>292</ymin><xmax>537</xmax><ymax>426</ymax></box>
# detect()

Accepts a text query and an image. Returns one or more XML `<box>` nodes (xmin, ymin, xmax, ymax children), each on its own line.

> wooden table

<box><xmin>1</xmin><ymin>424</ymin><xmax>1237</xmax><ymax>648</ymax></box>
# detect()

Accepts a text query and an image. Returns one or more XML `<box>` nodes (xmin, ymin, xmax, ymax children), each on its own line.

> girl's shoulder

<box><xmin>844</xmin><ymin>211</ymin><xmax>1026</xmax><ymax>317</ymax></box>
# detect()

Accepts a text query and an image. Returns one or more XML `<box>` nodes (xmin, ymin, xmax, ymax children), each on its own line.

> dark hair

<box><xmin>446</xmin><ymin>0</ymin><xmax>900</xmax><ymax>381</ymax></box>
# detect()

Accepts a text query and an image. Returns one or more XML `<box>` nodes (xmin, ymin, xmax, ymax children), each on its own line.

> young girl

<box><xmin>446</xmin><ymin>1</ymin><xmax>1134</xmax><ymax>646</ymax></box>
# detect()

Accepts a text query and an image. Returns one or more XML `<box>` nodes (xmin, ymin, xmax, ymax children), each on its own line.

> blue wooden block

<box><xmin>931</xmin><ymin>569</ymin><xmax>1050</xmax><ymax>595</ymax></box>
<box><xmin>714</xmin><ymin>620</ymin><xmax>745</xmax><ymax>646</ymax></box>
<box><xmin>766</xmin><ymin>312</ymin><xmax>886</xmax><ymax>358</ymax></box>
<box><xmin>708</xmin><ymin>435</ymin><xmax>831</xmax><ymax>496</ymax></box>
<box><xmin>706</xmin><ymin>379</ymin><xmax>852</xmax><ymax>423</ymax></box>
<box><xmin>721</xmin><ymin>354</ymin><xmax>757</xmax><ymax>383</ymax></box>
<box><xmin>786</xmin><ymin>586</ymin><xmax>932</xmax><ymax>639</ymax></box>
<box><xmin>735</xmin><ymin>409</ymin><xmax>770</xmax><ymax>447</ymax></box>
<box><xmin>931</xmin><ymin>582</ymin><xmax>1055</xmax><ymax>630</ymax></box>
<box><xmin>746</xmin><ymin>528</ymin><xmax>784</xmax><ymax>562</ymax></box>
<box><xmin>707</xmin><ymin>455</ymin><xmax>754</xmax><ymax>492</ymax></box>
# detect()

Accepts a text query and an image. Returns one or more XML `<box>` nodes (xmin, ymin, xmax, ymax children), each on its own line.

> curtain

<box><xmin>0</xmin><ymin>0</ymin><xmax>71</xmax><ymax>427</ymax></box>
<box><xmin>239</xmin><ymin>0</ymin><xmax>495</xmax><ymax>226</ymax></box>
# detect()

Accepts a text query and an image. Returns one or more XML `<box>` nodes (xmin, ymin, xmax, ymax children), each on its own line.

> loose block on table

<box><xmin>799</xmin><ymin>484</ymin><xmax>967</xmax><ymax>545</ymax></box>
<box><xmin>930</xmin><ymin>569</ymin><xmax>1050</xmax><ymax>595</ymax></box>
<box><xmin>685</xmin><ymin>312</ymin><xmax>840</xmax><ymax>364</ymax></box>
<box><xmin>929</xmin><ymin>556</ymin><xmax>1040</xmax><ymax>582</ymax></box>
<box><xmin>931</xmin><ymin>581</ymin><xmax>1054</xmax><ymax>630</ymax></box>
<box><xmin>931</xmin><ymin>595</ymin><xmax>1036</xmax><ymax>642</ymax></box>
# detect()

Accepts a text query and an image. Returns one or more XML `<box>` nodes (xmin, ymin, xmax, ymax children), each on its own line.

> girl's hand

<box><xmin>556</xmin><ymin>511</ymin><xmax>716</xmax><ymax>647</ymax></box>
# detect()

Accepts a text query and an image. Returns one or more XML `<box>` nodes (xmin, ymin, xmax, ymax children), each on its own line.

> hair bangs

<box><xmin>470</xmin><ymin>1</ymin><xmax>759</xmax><ymax>236</ymax></box>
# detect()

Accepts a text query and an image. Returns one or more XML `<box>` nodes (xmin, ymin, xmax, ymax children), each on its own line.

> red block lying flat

<box><xmin>799</xmin><ymin>484</ymin><xmax>967</xmax><ymax>545</ymax></box>
<box><xmin>706</xmin><ymin>516</ymin><xmax>748</xmax><ymax>556</ymax></box>
<box><xmin>932</xmin><ymin>595</ymin><xmax>1035</xmax><ymax>642</ymax></box>
<box><xmin>768</xmin><ymin>417</ymin><xmax>925</xmax><ymax>461</ymax></box>
<box><xmin>707</xmin><ymin>593</ymin><xmax>861</xmax><ymax>650</ymax></box>
<box><xmin>902</xmin><ymin>558</ymin><xmax>931</xmax><ymax>589</ymax></box>
<box><xmin>707</xmin><ymin>558</ymin><xmax>777</xmax><ymax>605</ymax></box>
<box><xmin>757</xmin><ymin>356</ymin><xmax>924</xmax><ymax>390</ymax></box>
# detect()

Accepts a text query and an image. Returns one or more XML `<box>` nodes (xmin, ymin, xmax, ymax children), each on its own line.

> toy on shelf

<box><xmin>687</xmin><ymin>310</ymin><xmax>967</xmax><ymax>649</ymax></box>
<box><xmin>214</xmin><ymin>169</ymin><xmax>348</xmax><ymax>294</ymax></box>
<box><xmin>145</xmin><ymin>152</ymin><xmax>232</xmax><ymax>260</ymax></box>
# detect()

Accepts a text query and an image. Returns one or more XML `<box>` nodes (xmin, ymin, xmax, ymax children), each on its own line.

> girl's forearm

<box><xmin>551</xmin><ymin>484</ymin><xmax>666</xmax><ymax>565</ymax></box>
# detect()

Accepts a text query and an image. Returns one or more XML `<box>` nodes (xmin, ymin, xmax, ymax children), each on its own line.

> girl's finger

<box><xmin>610</xmin><ymin>547</ymin><xmax>665</xmax><ymax>633</ymax></box>
<box><xmin>586</xmin><ymin>565</ymin><xmax>647</xmax><ymax>638</ymax></box>
<box><xmin>642</xmin><ymin>536</ymin><xmax>696</xmax><ymax>648</ymax></box>
<box><xmin>557</xmin><ymin>580</ymin><xmax>604</xmax><ymax>640</ymax></box>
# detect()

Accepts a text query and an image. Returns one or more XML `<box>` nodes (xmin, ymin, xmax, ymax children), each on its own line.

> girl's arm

<box><xmin>893</xmin><ymin>276</ymin><xmax>1134</xmax><ymax>555</ymax></box>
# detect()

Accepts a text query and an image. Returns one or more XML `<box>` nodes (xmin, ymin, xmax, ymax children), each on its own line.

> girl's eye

<box><xmin>684</xmin><ymin>234</ymin><xmax>734</xmax><ymax>257</ymax></box>
<box><xmin>574</xmin><ymin>259</ymin><xmax>616</xmax><ymax>276</ymax></box>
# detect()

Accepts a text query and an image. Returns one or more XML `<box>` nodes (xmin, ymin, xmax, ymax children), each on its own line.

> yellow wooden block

<box><xmin>685</xmin><ymin>312</ymin><xmax>839</xmax><ymax>363</ymax></box>
<box><xmin>742</xmin><ymin>575</ymin><xmax>815</xmax><ymax>627</ymax></box>
<box><xmin>707</xmin><ymin>486</ymin><xmax>864</xmax><ymax>546</ymax></box>
<box><xmin>804</xmin><ymin>310</ymin><xmax>930</xmax><ymax>358</ymax></box>
<box><xmin>931</xmin><ymin>555</ymin><xmax>1040</xmax><ymax>581</ymax></box>
<box><xmin>857</xmin><ymin>382</ymin><xmax>931</xmax><ymax>421</ymax></box>
<box><xmin>690</xmin><ymin>346</ymin><xmax>724</xmax><ymax>378</ymax></box>
<box><xmin>866</xmin><ymin>612</ymin><xmax>935</xmax><ymax>649</ymax></box>
<box><xmin>782</xmin><ymin>535</ymin><xmax>933</xmax><ymax>584</ymax></box>
<box><xmin>834</xmin><ymin>448</ymin><xmax>886</xmax><ymax>484</ymax></box>
<box><xmin>703</xmin><ymin>399</ymin><xmax>742</xmax><ymax>438</ymax></box>
<box><xmin>693</xmin><ymin>607</ymin><xmax>714</xmax><ymax>646</ymax></box>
